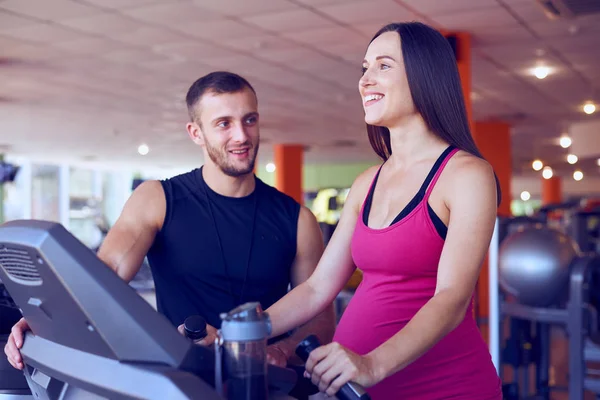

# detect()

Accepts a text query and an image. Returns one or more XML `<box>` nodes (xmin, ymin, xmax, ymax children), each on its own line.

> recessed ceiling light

<box><xmin>559</xmin><ymin>135</ymin><xmax>571</xmax><ymax>148</ymax></box>
<box><xmin>520</xmin><ymin>191</ymin><xmax>531</xmax><ymax>201</ymax></box>
<box><xmin>584</xmin><ymin>102</ymin><xmax>596</xmax><ymax>115</ymax></box>
<box><xmin>532</xmin><ymin>159</ymin><xmax>543</xmax><ymax>171</ymax></box>
<box><xmin>542</xmin><ymin>166</ymin><xmax>553</xmax><ymax>179</ymax></box>
<box><xmin>533</xmin><ymin>66</ymin><xmax>551</xmax><ymax>79</ymax></box>
<box><xmin>567</xmin><ymin>154</ymin><xmax>578</xmax><ymax>164</ymax></box>
<box><xmin>574</xmin><ymin>170</ymin><xmax>583</xmax><ymax>181</ymax></box>
<box><xmin>138</xmin><ymin>144</ymin><xmax>149</xmax><ymax>155</ymax></box>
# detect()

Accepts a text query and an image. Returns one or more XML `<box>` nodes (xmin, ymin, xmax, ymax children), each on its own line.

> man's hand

<box><xmin>266</xmin><ymin>344</ymin><xmax>290</xmax><ymax>368</ymax></box>
<box><xmin>3</xmin><ymin>318</ymin><xmax>29</xmax><ymax>370</ymax></box>
<box><xmin>177</xmin><ymin>323</ymin><xmax>218</xmax><ymax>346</ymax></box>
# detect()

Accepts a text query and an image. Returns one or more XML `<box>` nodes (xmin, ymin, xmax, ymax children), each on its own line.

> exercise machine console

<box><xmin>0</xmin><ymin>220</ymin><xmax>297</xmax><ymax>399</ymax></box>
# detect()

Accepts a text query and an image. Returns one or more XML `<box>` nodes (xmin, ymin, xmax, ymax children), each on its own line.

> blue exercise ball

<box><xmin>499</xmin><ymin>225</ymin><xmax>579</xmax><ymax>307</ymax></box>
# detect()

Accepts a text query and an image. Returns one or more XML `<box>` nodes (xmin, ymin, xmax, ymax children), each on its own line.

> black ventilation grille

<box><xmin>0</xmin><ymin>246</ymin><xmax>43</xmax><ymax>285</ymax></box>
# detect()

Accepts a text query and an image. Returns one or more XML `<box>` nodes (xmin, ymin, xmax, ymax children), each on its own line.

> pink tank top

<box><xmin>333</xmin><ymin>147</ymin><xmax>501</xmax><ymax>399</ymax></box>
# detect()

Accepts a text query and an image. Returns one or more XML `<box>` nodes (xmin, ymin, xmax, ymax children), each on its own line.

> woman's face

<box><xmin>359</xmin><ymin>31</ymin><xmax>415</xmax><ymax>127</ymax></box>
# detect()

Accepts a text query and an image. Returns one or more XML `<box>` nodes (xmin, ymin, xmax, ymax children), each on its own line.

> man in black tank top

<box><xmin>4</xmin><ymin>72</ymin><xmax>335</xmax><ymax>379</ymax></box>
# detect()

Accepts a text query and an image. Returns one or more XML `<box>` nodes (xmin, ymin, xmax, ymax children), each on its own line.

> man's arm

<box><xmin>97</xmin><ymin>180</ymin><xmax>165</xmax><ymax>282</ymax></box>
<box><xmin>268</xmin><ymin>206</ymin><xmax>337</xmax><ymax>366</ymax></box>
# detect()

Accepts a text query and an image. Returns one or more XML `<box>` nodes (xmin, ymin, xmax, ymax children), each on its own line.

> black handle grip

<box><xmin>295</xmin><ymin>335</ymin><xmax>371</xmax><ymax>400</ymax></box>
<box><xmin>183</xmin><ymin>315</ymin><xmax>207</xmax><ymax>341</ymax></box>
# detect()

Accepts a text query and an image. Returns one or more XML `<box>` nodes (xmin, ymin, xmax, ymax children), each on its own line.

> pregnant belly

<box><xmin>333</xmin><ymin>284</ymin><xmax>432</xmax><ymax>354</ymax></box>
<box><xmin>332</xmin><ymin>292</ymin><xmax>501</xmax><ymax>400</ymax></box>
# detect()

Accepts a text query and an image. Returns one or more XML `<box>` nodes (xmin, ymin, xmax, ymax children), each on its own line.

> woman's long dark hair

<box><xmin>366</xmin><ymin>22</ymin><xmax>502</xmax><ymax>206</ymax></box>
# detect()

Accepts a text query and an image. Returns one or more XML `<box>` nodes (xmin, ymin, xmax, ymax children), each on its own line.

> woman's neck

<box><xmin>386</xmin><ymin>114</ymin><xmax>448</xmax><ymax>169</ymax></box>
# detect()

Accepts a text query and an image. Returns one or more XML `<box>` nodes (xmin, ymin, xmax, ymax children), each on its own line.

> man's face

<box><xmin>189</xmin><ymin>88</ymin><xmax>259</xmax><ymax>177</ymax></box>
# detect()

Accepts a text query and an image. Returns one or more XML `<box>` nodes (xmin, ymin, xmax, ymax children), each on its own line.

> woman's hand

<box><xmin>304</xmin><ymin>342</ymin><xmax>379</xmax><ymax>397</ymax></box>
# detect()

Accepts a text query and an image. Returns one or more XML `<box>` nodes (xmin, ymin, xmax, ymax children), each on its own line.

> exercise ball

<box><xmin>499</xmin><ymin>225</ymin><xmax>579</xmax><ymax>307</ymax></box>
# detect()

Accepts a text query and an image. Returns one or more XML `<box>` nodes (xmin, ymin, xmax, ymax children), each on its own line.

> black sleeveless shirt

<box><xmin>147</xmin><ymin>168</ymin><xmax>300</xmax><ymax>329</ymax></box>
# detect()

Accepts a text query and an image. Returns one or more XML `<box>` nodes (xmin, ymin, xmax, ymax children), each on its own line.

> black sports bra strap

<box><xmin>362</xmin><ymin>145</ymin><xmax>456</xmax><ymax>227</ymax></box>
<box><xmin>416</xmin><ymin>145</ymin><xmax>456</xmax><ymax>198</ymax></box>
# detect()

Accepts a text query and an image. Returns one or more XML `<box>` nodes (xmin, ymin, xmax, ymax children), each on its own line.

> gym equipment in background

<box><xmin>0</xmin><ymin>219</ymin><xmax>298</xmax><ymax>399</ymax></box>
<box><xmin>499</xmin><ymin>225</ymin><xmax>579</xmax><ymax>308</ymax></box>
<box><xmin>489</xmin><ymin>217</ymin><xmax>600</xmax><ymax>400</ymax></box>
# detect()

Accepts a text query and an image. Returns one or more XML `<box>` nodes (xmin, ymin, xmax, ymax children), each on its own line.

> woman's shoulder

<box><xmin>441</xmin><ymin>150</ymin><xmax>497</xmax><ymax>205</ymax></box>
<box><xmin>355</xmin><ymin>164</ymin><xmax>381</xmax><ymax>186</ymax></box>
<box><xmin>345</xmin><ymin>164</ymin><xmax>381</xmax><ymax>211</ymax></box>
<box><xmin>446</xmin><ymin>150</ymin><xmax>494</xmax><ymax>180</ymax></box>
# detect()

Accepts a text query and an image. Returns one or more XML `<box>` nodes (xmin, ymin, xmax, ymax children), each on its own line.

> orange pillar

<box><xmin>542</xmin><ymin>176</ymin><xmax>562</xmax><ymax>205</ymax></box>
<box><xmin>274</xmin><ymin>144</ymin><xmax>304</xmax><ymax>205</ymax></box>
<box><xmin>450</xmin><ymin>30</ymin><xmax>514</xmax><ymax>326</ymax></box>
<box><xmin>453</xmin><ymin>32</ymin><xmax>473</xmax><ymax>133</ymax></box>
<box><xmin>474</xmin><ymin>121</ymin><xmax>512</xmax><ymax>216</ymax></box>
<box><xmin>472</xmin><ymin>121</ymin><xmax>512</xmax><ymax>327</ymax></box>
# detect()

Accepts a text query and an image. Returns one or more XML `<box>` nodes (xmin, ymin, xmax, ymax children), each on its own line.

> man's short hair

<box><xmin>185</xmin><ymin>71</ymin><xmax>256</xmax><ymax>122</ymax></box>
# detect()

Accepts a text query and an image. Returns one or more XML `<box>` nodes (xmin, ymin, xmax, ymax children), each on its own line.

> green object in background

<box><xmin>256</xmin><ymin>161</ymin><xmax>378</xmax><ymax>191</ymax></box>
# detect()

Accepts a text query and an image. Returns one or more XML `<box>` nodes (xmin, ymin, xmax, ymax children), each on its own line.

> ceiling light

<box><xmin>542</xmin><ymin>166</ymin><xmax>553</xmax><ymax>179</ymax></box>
<box><xmin>584</xmin><ymin>102</ymin><xmax>596</xmax><ymax>114</ymax></box>
<box><xmin>597</xmin><ymin>158</ymin><xmax>600</xmax><ymax>166</ymax></box>
<box><xmin>567</xmin><ymin>154</ymin><xmax>578</xmax><ymax>164</ymax></box>
<box><xmin>573</xmin><ymin>170</ymin><xmax>583</xmax><ymax>181</ymax></box>
<box><xmin>533</xmin><ymin>66</ymin><xmax>550</xmax><ymax>79</ymax></box>
<box><xmin>520</xmin><ymin>191</ymin><xmax>531</xmax><ymax>201</ymax></box>
<box><xmin>138</xmin><ymin>144</ymin><xmax>149</xmax><ymax>156</ymax></box>
<box><xmin>532</xmin><ymin>159</ymin><xmax>543</xmax><ymax>171</ymax></box>
<box><xmin>559</xmin><ymin>136</ymin><xmax>571</xmax><ymax>148</ymax></box>
<box><xmin>265</xmin><ymin>162</ymin><xmax>276</xmax><ymax>173</ymax></box>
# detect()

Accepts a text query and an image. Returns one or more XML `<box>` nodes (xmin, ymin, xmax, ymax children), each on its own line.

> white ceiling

<box><xmin>0</xmin><ymin>0</ymin><xmax>599</xmax><ymax>176</ymax></box>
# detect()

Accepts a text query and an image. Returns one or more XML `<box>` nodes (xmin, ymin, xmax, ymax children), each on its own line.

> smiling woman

<box><xmin>265</xmin><ymin>21</ymin><xmax>503</xmax><ymax>400</ymax></box>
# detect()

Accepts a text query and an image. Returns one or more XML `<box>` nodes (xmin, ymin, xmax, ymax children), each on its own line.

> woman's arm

<box><xmin>266</xmin><ymin>167</ymin><xmax>378</xmax><ymax>338</ymax></box>
<box><xmin>305</xmin><ymin>156</ymin><xmax>498</xmax><ymax>396</ymax></box>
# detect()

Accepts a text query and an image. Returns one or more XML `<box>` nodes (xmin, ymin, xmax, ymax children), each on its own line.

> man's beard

<box><xmin>205</xmin><ymin>139</ymin><xmax>258</xmax><ymax>177</ymax></box>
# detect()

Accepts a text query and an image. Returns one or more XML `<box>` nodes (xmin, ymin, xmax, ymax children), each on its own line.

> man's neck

<box><xmin>202</xmin><ymin>163</ymin><xmax>256</xmax><ymax>198</ymax></box>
